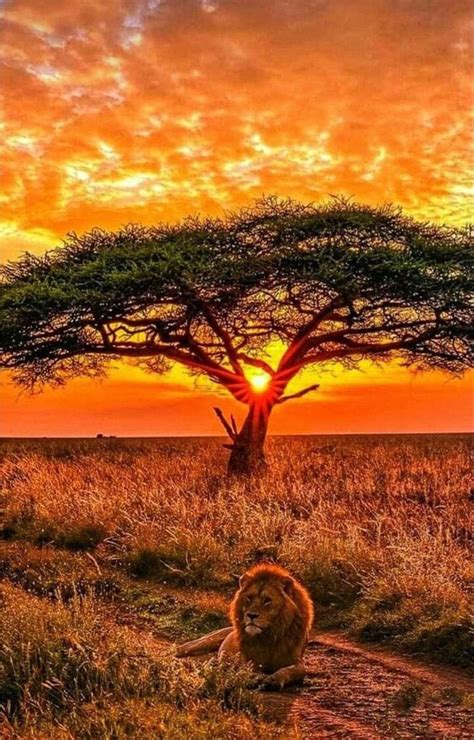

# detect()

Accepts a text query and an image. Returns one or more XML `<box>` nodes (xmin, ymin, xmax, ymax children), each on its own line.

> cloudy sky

<box><xmin>1</xmin><ymin>0</ymin><xmax>472</xmax><ymax>435</ymax></box>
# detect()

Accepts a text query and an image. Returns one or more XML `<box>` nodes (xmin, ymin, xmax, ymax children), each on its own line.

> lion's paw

<box><xmin>259</xmin><ymin>669</ymin><xmax>289</xmax><ymax>691</ymax></box>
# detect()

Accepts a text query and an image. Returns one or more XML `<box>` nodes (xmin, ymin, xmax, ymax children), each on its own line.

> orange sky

<box><xmin>0</xmin><ymin>0</ymin><xmax>472</xmax><ymax>436</ymax></box>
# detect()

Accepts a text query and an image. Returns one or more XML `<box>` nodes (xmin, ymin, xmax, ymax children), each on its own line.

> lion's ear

<box><xmin>239</xmin><ymin>573</ymin><xmax>250</xmax><ymax>589</ymax></box>
<box><xmin>281</xmin><ymin>576</ymin><xmax>294</xmax><ymax>593</ymax></box>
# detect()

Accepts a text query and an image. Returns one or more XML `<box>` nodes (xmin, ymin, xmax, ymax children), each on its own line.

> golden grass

<box><xmin>1</xmin><ymin>437</ymin><xmax>470</xmax><ymax>583</ymax></box>
<box><xmin>0</xmin><ymin>434</ymin><xmax>472</xmax><ymax>734</ymax></box>
<box><xmin>0</xmin><ymin>581</ymin><xmax>284</xmax><ymax>737</ymax></box>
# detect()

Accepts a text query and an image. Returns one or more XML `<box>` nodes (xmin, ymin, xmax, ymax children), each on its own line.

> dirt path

<box><xmin>118</xmin><ymin>606</ymin><xmax>473</xmax><ymax>738</ymax></box>
<box><xmin>261</xmin><ymin>632</ymin><xmax>474</xmax><ymax>738</ymax></box>
<box><xmin>111</xmin><ymin>591</ymin><xmax>473</xmax><ymax>739</ymax></box>
<box><xmin>1</xmin><ymin>552</ymin><xmax>471</xmax><ymax>739</ymax></box>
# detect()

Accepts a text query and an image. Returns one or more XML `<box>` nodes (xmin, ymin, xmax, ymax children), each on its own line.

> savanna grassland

<box><xmin>0</xmin><ymin>434</ymin><xmax>472</xmax><ymax>738</ymax></box>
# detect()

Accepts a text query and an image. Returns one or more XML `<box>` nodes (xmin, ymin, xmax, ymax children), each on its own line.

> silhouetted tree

<box><xmin>1</xmin><ymin>198</ymin><xmax>472</xmax><ymax>474</ymax></box>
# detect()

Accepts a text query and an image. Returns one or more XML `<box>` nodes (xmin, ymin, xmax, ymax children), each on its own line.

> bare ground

<box><xmin>261</xmin><ymin>632</ymin><xmax>474</xmax><ymax>738</ymax></box>
<box><xmin>0</xmin><ymin>543</ymin><xmax>471</xmax><ymax>738</ymax></box>
<box><xmin>89</xmin><ymin>576</ymin><xmax>473</xmax><ymax>739</ymax></box>
<box><xmin>116</xmin><ymin>599</ymin><xmax>473</xmax><ymax>738</ymax></box>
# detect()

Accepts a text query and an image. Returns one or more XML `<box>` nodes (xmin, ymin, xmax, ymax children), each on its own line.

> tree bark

<box><xmin>227</xmin><ymin>402</ymin><xmax>271</xmax><ymax>476</ymax></box>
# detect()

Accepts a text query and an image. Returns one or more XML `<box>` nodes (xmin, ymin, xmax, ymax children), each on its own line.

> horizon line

<box><xmin>1</xmin><ymin>431</ymin><xmax>472</xmax><ymax>440</ymax></box>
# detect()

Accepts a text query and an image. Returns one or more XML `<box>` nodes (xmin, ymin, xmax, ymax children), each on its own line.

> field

<box><xmin>0</xmin><ymin>434</ymin><xmax>472</xmax><ymax>738</ymax></box>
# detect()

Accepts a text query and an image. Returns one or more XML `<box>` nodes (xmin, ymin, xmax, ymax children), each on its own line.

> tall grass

<box><xmin>0</xmin><ymin>435</ymin><xmax>472</xmax><ymax>668</ymax></box>
<box><xmin>0</xmin><ymin>582</ymin><xmax>282</xmax><ymax>737</ymax></box>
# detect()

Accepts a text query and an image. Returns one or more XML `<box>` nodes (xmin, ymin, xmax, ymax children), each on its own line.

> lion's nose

<box><xmin>246</xmin><ymin>612</ymin><xmax>258</xmax><ymax>621</ymax></box>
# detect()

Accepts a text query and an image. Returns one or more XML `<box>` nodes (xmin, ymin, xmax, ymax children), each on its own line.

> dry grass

<box><xmin>0</xmin><ymin>434</ymin><xmax>472</xmax><ymax>735</ymax></box>
<box><xmin>0</xmin><ymin>581</ymin><xmax>283</xmax><ymax>738</ymax></box>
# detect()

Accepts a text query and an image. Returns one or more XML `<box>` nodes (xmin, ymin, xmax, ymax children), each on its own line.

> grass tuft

<box><xmin>390</xmin><ymin>682</ymin><xmax>424</xmax><ymax>712</ymax></box>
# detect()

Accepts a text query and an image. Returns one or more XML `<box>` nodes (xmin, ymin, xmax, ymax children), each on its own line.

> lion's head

<box><xmin>229</xmin><ymin>563</ymin><xmax>314</xmax><ymax>672</ymax></box>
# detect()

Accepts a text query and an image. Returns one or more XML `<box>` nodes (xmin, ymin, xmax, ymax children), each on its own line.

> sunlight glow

<box><xmin>248</xmin><ymin>371</ymin><xmax>271</xmax><ymax>393</ymax></box>
<box><xmin>1</xmin><ymin>0</ymin><xmax>472</xmax><ymax>436</ymax></box>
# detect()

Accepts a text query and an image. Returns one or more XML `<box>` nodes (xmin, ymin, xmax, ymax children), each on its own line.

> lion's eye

<box><xmin>263</xmin><ymin>597</ymin><xmax>272</xmax><ymax>605</ymax></box>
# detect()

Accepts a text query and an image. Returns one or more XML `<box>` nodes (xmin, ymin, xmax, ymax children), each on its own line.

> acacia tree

<box><xmin>1</xmin><ymin>198</ymin><xmax>472</xmax><ymax>474</ymax></box>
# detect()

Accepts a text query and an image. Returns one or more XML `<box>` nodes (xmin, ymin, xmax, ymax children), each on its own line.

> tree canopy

<box><xmin>1</xmin><ymin>197</ymin><xmax>472</xmax><ymax>388</ymax></box>
<box><xmin>1</xmin><ymin>197</ymin><xmax>472</xmax><ymax>471</ymax></box>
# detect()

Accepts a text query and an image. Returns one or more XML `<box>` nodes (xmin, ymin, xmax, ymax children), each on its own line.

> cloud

<box><xmin>1</xmin><ymin>1</ymin><xmax>472</xmax><ymax>434</ymax></box>
<box><xmin>0</xmin><ymin>0</ymin><xmax>472</xmax><ymax>263</ymax></box>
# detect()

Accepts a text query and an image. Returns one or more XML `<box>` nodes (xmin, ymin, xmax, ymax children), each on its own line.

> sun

<box><xmin>248</xmin><ymin>371</ymin><xmax>271</xmax><ymax>393</ymax></box>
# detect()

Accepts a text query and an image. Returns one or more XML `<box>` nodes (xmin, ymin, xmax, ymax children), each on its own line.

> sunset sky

<box><xmin>1</xmin><ymin>0</ymin><xmax>472</xmax><ymax>436</ymax></box>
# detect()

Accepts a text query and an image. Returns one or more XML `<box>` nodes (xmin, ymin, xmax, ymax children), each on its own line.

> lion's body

<box><xmin>177</xmin><ymin>564</ymin><xmax>314</xmax><ymax>688</ymax></box>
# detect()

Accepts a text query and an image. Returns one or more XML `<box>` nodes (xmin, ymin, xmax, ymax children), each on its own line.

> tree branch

<box><xmin>87</xmin><ymin>343</ymin><xmax>238</xmax><ymax>382</ymax></box>
<box><xmin>277</xmin><ymin>295</ymin><xmax>345</xmax><ymax>371</ymax></box>
<box><xmin>110</xmin><ymin>299</ymin><xmax>245</xmax><ymax>377</ymax></box>
<box><xmin>214</xmin><ymin>407</ymin><xmax>237</xmax><ymax>441</ymax></box>
<box><xmin>95</xmin><ymin>323</ymin><xmax>111</xmax><ymax>348</ymax></box>
<box><xmin>304</xmin><ymin>318</ymin><xmax>440</xmax><ymax>352</ymax></box>
<box><xmin>301</xmin><ymin>328</ymin><xmax>440</xmax><ymax>364</ymax></box>
<box><xmin>230</xmin><ymin>414</ymin><xmax>239</xmax><ymax>437</ymax></box>
<box><xmin>236</xmin><ymin>353</ymin><xmax>275</xmax><ymax>376</ymax></box>
<box><xmin>276</xmin><ymin>383</ymin><xmax>320</xmax><ymax>404</ymax></box>
<box><xmin>185</xmin><ymin>292</ymin><xmax>244</xmax><ymax>376</ymax></box>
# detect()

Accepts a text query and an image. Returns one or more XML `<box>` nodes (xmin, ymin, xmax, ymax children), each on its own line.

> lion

<box><xmin>176</xmin><ymin>563</ymin><xmax>314</xmax><ymax>689</ymax></box>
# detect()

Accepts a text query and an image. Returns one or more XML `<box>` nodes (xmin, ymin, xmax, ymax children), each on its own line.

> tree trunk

<box><xmin>227</xmin><ymin>402</ymin><xmax>271</xmax><ymax>476</ymax></box>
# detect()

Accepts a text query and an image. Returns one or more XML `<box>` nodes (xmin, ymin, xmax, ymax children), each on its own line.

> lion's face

<box><xmin>236</xmin><ymin>577</ymin><xmax>296</xmax><ymax>638</ymax></box>
<box><xmin>229</xmin><ymin>564</ymin><xmax>314</xmax><ymax>673</ymax></box>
